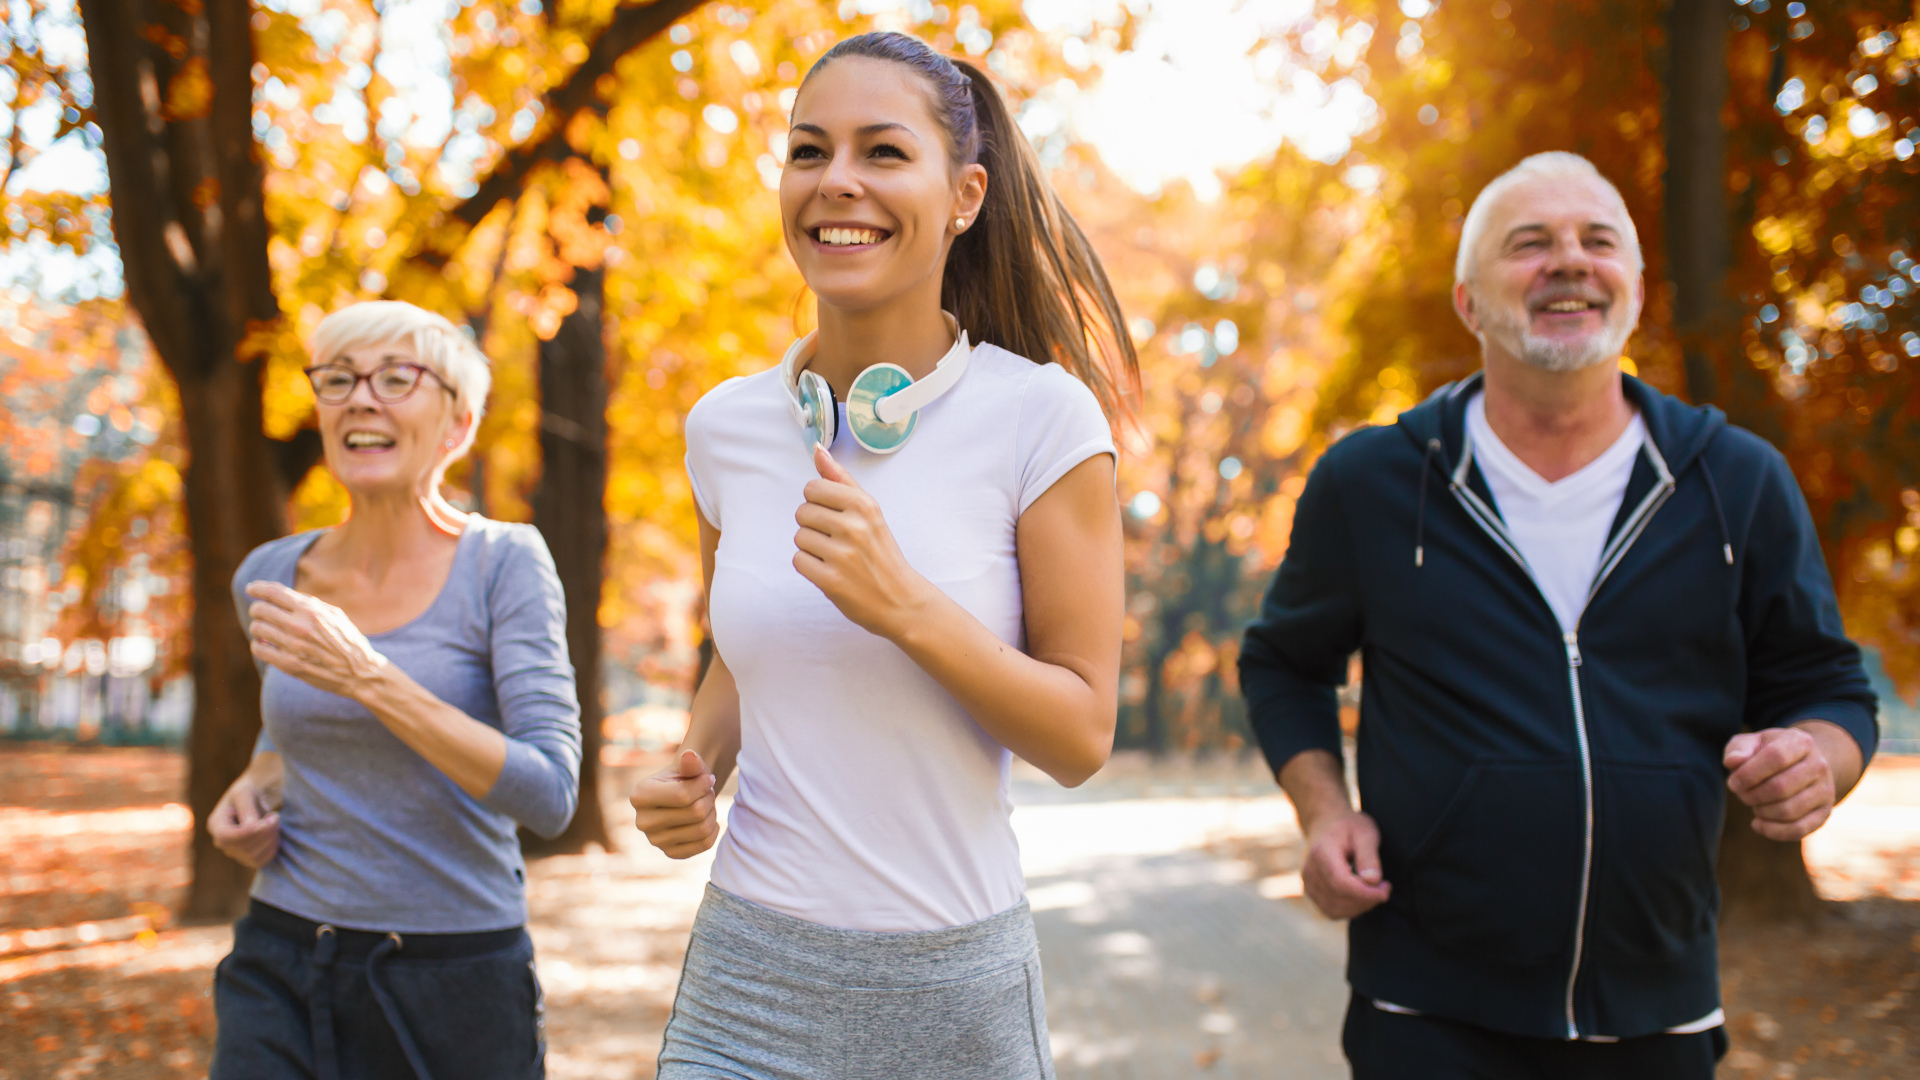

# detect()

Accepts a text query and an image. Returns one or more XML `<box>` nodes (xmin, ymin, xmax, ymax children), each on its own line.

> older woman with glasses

<box><xmin>205</xmin><ymin>301</ymin><xmax>580</xmax><ymax>1080</ymax></box>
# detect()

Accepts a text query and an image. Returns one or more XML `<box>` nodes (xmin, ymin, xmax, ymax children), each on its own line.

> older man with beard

<box><xmin>1239</xmin><ymin>152</ymin><xmax>1877</xmax><ymax>1079</ymax></box>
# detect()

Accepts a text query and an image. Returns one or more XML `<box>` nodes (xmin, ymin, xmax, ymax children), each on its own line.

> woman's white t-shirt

<box><xmin>684</xmin><ymin>342</ymin><xmax>1114</xmax><ymax>932</ymax></box>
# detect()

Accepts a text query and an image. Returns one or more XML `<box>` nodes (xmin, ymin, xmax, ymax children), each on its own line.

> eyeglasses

<box><xmin>304</xmin><ymin>363</ymin><xmax>452</xmax><ymax>405</ymax></box>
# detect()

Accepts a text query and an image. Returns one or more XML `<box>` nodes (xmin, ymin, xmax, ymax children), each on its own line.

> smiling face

<box><xmin>314</xmin><ymin>339</ymin><xmax>468</xmax><ymax>499</ymax></box>
<box><xmin>1456</xmin><ymin>174</ymin><xmax>1644</xmax><ymax>373</ymax></box>
<box><xmin>780</xmin><ymin>56</ymin><xmax>986</xmax><ymax>314</ymax></box>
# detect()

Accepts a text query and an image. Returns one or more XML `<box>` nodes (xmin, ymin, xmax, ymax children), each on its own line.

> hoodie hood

<box><xmin>1395</xmin><ymin>370</ymin><xmax>1735</xmax><ymax>573</ymax></box>
<box><xmin>1397</xmin><ymin>370</ymin><xmax>1727</xmax><ymax>479</ymax></box>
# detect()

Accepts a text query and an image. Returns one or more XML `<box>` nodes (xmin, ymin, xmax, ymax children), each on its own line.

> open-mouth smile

<box><xmin>809</xmin><ymin>225</ymin><xmax>893</xmax><ymax>249</ymax></box>
<box><xmin>1533</xmin><ymin>298</ymin><xmax>1606</xmax><ymax>317</ymax></box>
<box><xmin>342</xmin><ymin>430</ymin><xmax>397</xmax><ymax>452</ymax></box>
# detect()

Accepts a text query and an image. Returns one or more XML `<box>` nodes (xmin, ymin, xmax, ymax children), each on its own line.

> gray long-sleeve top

<box><xmin>232</xmin><ymin>518</ymin><xmax>581</xmax><ymax>933</ymax></box>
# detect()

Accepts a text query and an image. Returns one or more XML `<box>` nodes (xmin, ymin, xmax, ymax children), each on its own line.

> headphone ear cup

<box><xmin>846</xmin><ymin>364</ymin><xmax>917</xmax><ymax>454</ymax></box>
<box><xmin>797</xmin><ymin>370</ymin><xmax>837</xmax><ymax>449</ymax></box>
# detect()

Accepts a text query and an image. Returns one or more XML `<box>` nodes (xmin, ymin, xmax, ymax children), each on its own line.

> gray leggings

<box><xmin>657</xmin><ymin>885</ymin><xmax>1055</xmax><ymax>1080</ymax></box>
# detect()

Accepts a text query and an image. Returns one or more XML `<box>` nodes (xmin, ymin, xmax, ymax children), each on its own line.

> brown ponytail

<box><xmin>806</xmin><ymin>33</ymin><xmax>1138</xmax><ymax>422</ymax></box>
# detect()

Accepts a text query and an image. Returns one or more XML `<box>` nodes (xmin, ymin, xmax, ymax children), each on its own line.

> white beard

<box><xmin>1477</xmin><ymin>295</ymin><xmax>1636</xmax><ymax>373</ymax></box>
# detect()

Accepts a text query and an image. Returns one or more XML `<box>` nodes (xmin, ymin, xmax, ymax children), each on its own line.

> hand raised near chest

<box><xmin>793</xmin><ymin>445</ymin><xmax>936</xmax><ymax>640</ymax></box>
<box><xmin>245</xmin><ymin>580</ymin><xmax>391</xmax><ymax>701</ymax></box>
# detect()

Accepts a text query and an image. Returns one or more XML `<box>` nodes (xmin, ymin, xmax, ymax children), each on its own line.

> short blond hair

<box><xmin>310</xmin><ymin>301</ymin><xmax>491</xmax><ymax>461</ymax></box>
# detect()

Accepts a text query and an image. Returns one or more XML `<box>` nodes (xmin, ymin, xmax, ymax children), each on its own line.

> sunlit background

<box><xmin>6</xmin><ymin>3</ymin><xmax>1920</xmax><ymax>1077</ymax></box>
<box><xmin>4</xmin><ymin>0</ymin><xmax>1919</xmax><ymax>759</ymax></box>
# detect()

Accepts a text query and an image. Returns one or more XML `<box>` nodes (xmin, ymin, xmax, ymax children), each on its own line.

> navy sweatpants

<box><xmin>211</xmin><ymin>902</ymin><xmax>545</xmax><ymax>1080</ymax></box>
<box><xmin>1342</xmin><ymin>994</ymin><xmax>1727</xmax><ymax>1080</ymax></box>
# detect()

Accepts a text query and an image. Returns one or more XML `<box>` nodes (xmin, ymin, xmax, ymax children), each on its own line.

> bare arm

<box><xmin>1278</xmin><ymin>748</ymin><xmax>1391</xmax><ymax>920</ymax></box>
<box><xmin>632</xmin><ymin>513</ymin><xmax>743</xmax><ymax>858</ymax></box>
<box><xmin>795</xmin><ymin>447</ymin><xmax>1122</xmax><ymax>786</ymax></box>
<box><xmin>1799</xmin><ymin>718</ymin><xmax>1866</xmax><ymax>800</ymax></box>
<box><xmin>245</xmin><ymin>581</ymin><xmax>507</xmax><ymax>799</ymax></box>
<box><xmin>1278</xmin><ymin>748</ymin><xmax>1354</xmax><ymax>838</ymax></box>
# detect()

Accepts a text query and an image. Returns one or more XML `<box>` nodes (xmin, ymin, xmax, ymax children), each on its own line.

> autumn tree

<box><xmin>1695</xmin><ymin>0</ymin><xmax>1920</xmax><ymax>921</ymax></box>
<box><xmin>76</xmin><ymin>0</ymin><xmax>319</xmax><ymax>919</ymax></box>
<box><xmin>66</xmin><ymin>0</ymin><xmax>729</xmax><ymax>912</ymax></box>
<box><xmin>0</xmin><ymin>300</ymin><xmax>190</xmax><ymax>733</ymax></box>
<box><xmin>1058</xmin><ymin>155</ymin><xmax>1369</xmax><ymax>753</ymax></box>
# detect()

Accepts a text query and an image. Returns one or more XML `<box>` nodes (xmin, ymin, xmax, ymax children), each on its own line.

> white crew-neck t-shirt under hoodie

<box><xmin>684</xmin><ymin>342</ymin><xmax>1115</xmax><ymax>933</ymax></box>
<box><xmin>1465</xmin><ymin>392</ymin><xmax>1646</xmax><ymax>632</ymax></box>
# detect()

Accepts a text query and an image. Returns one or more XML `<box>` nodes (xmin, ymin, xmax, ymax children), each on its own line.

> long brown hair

<box><xmin>804</xmin><ymin>32</ymin><xmax>1138</xmax><ymax>421</ymax></box>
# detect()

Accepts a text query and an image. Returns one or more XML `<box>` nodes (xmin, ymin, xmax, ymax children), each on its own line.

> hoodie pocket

<box><xmin>1407</xmin><ymin>761</ymin><xmax>1585</xmax><ymax>966</ymax></box>
<box><xmin>1589</xmin><ymin>761</ymin><xmax>1720</xmax><ymax>964</ymax></box>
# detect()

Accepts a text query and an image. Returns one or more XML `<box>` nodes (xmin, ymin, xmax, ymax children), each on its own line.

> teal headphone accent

<box><xmin>781</xmin><ymin>313</ymin><xmax>972</xmax><ymax>455</ymax></box>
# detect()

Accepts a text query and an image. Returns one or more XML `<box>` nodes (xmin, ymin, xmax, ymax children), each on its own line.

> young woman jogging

<box><xmin>206</xmin><ymin>301</ymin><xmax>580</xmax><ymax>1080</ymax></box>
<box><xmin>630</xmin><ymin>30</ymin><xmax>1134</xmax><ymax>1080</ymax></box>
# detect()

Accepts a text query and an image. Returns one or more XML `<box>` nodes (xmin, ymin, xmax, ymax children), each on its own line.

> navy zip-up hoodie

<box><xmin>1239</xmin><ymin>372</ymin><xmax>1877</xmax><ymax>1041</ymax></box>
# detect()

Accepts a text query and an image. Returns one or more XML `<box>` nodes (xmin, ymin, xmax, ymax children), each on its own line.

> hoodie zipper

<box><xmin>1444</xmin><ymin>431</ymin><xmax>1675</xmax><ymax>1039</ymax></box>
<box><xmin>1560</xmin><ymin>630</ymin><xmax>1592</xmax><ymax>1040</ymax></box>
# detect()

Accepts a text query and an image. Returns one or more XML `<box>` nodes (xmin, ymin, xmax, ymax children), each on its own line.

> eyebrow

<box><xmin>789</xmin><ymin>121</ymin><xmax>919</xmax><ymax>140</ymax></box>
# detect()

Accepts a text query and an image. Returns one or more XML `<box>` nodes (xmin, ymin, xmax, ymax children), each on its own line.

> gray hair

<box><xmin>1454</xmin><ymin>152</ymin><xmax>1642</xmax><ymax>285</ymax></box>
<box><xmin>310</xmin><ymin>301</ymin><xmax>491</xmax><ymax>462</ymax></box>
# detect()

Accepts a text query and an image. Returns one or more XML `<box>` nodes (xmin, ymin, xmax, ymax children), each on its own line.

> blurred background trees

<box><xmin>1</xmin><ymin>0</ymin><xmax>1915</xmax><ymax>919</ymax></box>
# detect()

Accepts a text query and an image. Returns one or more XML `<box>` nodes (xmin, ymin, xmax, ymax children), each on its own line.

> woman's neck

<box><xmin>809</xmin><ymin>293</ymin><xmax>955</xmax><ymax>396</ymax></box>
<box><xmin>333</xmin><ymin>484</ymin><xmax>466</xmax><ymax>575</ymax></box>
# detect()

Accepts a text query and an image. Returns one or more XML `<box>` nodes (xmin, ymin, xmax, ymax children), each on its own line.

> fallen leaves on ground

<box><xmin>0</xmin><ymin>747</ymin><xmax>706</xmax><ymax>1080</ymax></box>
<box><xmin>5</xmin><ymin>746</ymin><xmax>1918</xmax><ymax>1080</ymax></box>
<box><xmin>1</xmin><ymin>748</ymin><xmax>213</xmax><ymax>1080</ymax></box>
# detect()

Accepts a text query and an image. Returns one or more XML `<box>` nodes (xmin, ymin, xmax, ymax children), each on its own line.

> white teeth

<box><xmin>1544</xmin><ymin>300</ymin><xmax>1593</xmax><ymax>312</ymax></box>
<box><xmin>820</xmin><ymin>227</ymin><xmax>883</xmax><ymax>246</ymax></box>
<box><xmin>344</xmin><ymin>432</ymin><xmax>394</xmax><ymax>448</ymax></box>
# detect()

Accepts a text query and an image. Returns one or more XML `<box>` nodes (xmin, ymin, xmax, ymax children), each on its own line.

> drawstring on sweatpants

<box><xmin>1698</xmin><ymin>460</ymin><xmax>1735</xmax><ymax>566</ymax></box>
<box><xmin>1414</xmin><ymin>438</ymin><xmax>1441</xmax><ymax>567</ymax></box>
<box><xmin>309</xmin><ymin>927</ymin><xmax>340</xmax><ymax>1080</ymax></box>
<box><xmin>308</xmin><ymin>926</ymin><xmax>439</xmax><ymax>1080</ymax></box>
<box><xmin>367</xmin><ymin>933</ymin><xmax>438</xmax><ymax>1080</ymax></box>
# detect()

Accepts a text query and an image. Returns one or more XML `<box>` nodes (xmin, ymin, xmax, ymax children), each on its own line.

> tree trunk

<box><xmin>80</xmin><ymin>0</ymin><xmax>699</xmax><ymax>902</ymax></box>
<box><xmin>525</xmin><ymin>263</ymin><xmax>612</xmax><ymax>855</ymax></box>
<box><xmin>1665</xmin><ymin>0</ymin><xmax>1825</xmax><ymax>921</ymax></box>
<box><xmin>79</xmin><ymin>0</ymin><xmax>303</xmax><ymax>920</ymax></box>
<box><xmin>1717</xmin><ymin>793</ymin><xmax>1825</xmax><ymax>926</ymax></box>
<box><xmin>177</xmin><ymin>355</ymin><xmax>293</xmax><ymax>919</ymax></box>
<box><xmin>1666</xmin><ymin>0</ymin><xmax>1732</xmax><ymax>408</ymax></box>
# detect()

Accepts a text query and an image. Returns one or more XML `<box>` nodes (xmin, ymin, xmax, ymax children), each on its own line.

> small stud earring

<box><xmin>955</xmin><ymin>217</ymin><xmax>967</xmax><ymax>230</ymax></box>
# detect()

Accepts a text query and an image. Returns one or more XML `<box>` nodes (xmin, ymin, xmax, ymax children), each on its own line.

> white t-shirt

<box><xmin>1465</xmin><ymin>393</ymin><xmax>1647</xmax><ymax>632</ymax></box>
<box><xmin>684</xmin><ymin>342</ymin><xmax>1115</xmax><ymax>932</ymax></box>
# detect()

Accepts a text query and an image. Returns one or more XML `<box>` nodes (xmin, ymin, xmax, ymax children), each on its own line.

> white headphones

<box><xmin>781</xmin><ymin>313</ymin><xmax>973</xmax><ymax>455</ymax></box>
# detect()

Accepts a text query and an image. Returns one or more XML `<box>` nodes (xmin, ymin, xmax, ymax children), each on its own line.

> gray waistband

<box><xmin>691</xmin><ymin>884</ymin><xmax>1038</xmax><ymax>990</ymax></box>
